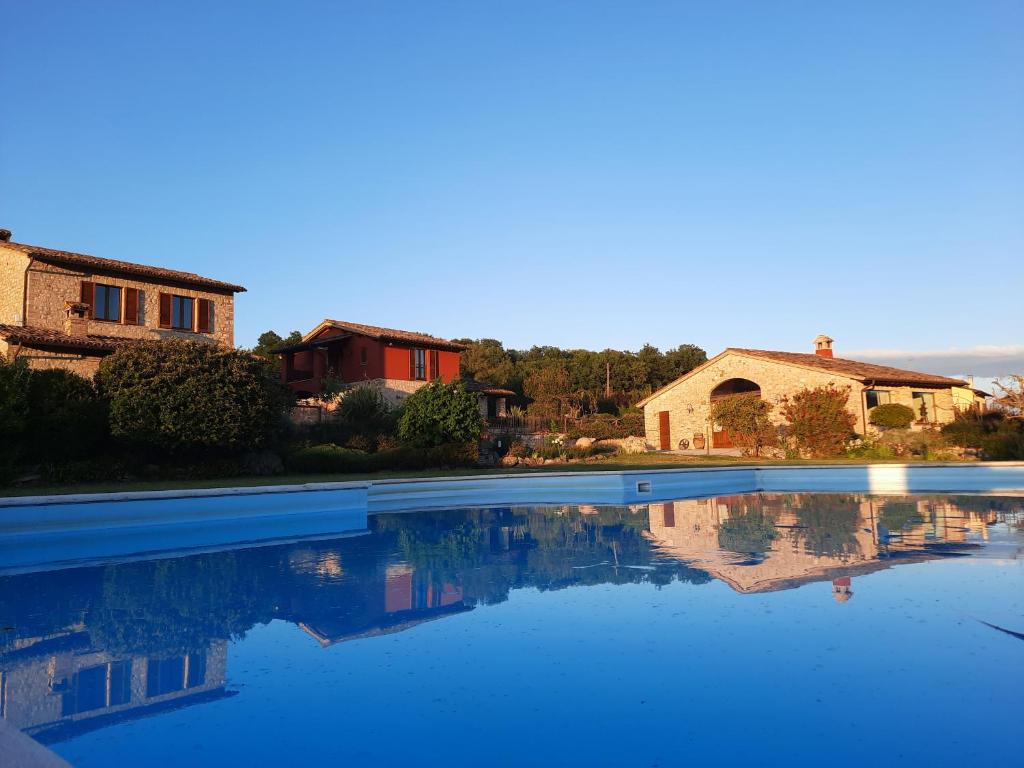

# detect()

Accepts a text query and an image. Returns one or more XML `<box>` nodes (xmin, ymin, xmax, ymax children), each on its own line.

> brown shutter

<box><xmin>80</xmin><ymin>281</ymin><xmax>95</xmax><ymax>319</ymax></box>
<box><xmin>430</xmin><ymin>350</ymin><xmax>440</xmax><ymax>380</ymax></box>
<box><xmin>197</xmin><ymin>299</ymin><xmax>211</xmax><ymax>333</ymax></box>
<box><xmin>159</xmin><ymin>293</ymin><xmax>172</xmax><ymax>328</ymax></box>
<box><xmin>124</xmin><ymin>288</ymin><xmax>139</xmax><ymax>325</ymax></box>
<box><xmin>409</xmin><ymin>348</ymin><xmax>416</xmax><ymax>380</ymax></box>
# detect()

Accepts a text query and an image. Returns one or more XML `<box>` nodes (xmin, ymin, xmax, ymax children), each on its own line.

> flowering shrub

<box><xmin>780</xmin><ymin>385</ymin><xmax>857</xmax><ymax>458</ymax></box>
<box><xmin>709</xmin><ymin>393</ymin><xmax>776</xmax><ymax>456</ymax></box>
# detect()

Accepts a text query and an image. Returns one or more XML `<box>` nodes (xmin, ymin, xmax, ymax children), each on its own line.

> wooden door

<box><xmin>658</xmin><ymin>411</ymin><xmax>671</xmax><ymax>450</ymax></box>
<box><xmin>712</xmin><ymin>430</ymin><xmax>734</xmax><ymax>448</ymax></box>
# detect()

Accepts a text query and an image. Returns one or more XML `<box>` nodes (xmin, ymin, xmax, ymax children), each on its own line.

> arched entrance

<box><xmin>709</xmin><ymin>378</ymin><xmax>762</xmax><ymax>448</ymax></box>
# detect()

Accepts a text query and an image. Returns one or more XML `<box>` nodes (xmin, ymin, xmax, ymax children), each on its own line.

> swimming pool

<box><xmin>1</xmin><ymin>490</ymin><xmax>1021</xmax><ymax>766</ymax></box>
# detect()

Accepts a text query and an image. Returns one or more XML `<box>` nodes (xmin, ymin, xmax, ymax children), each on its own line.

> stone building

<box><xmin>637</xmin><ymin>335</ymin><xmax>988</xmax><ymax>451</ymax></box>
<box><xmin>0</xmin><ymin>228</ymin><xmax>245</xmax><ymax>378</ymax></box>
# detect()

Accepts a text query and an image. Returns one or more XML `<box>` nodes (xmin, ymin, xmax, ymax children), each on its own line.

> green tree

<box><xmin>398</xmin><ymin>380</ymin><xmax>483</xmax><ymax>446</ymax></box>
<box><xmin>781</xmin><ymin>385</ymin><xmax>857</xmax><ymax>458</ymax></box>
<box><xmin>97</xmin><ymin>340</ymin><xmax>291</xmax><ymax>455</ymax></box>
<box><xmin>457</xmin><ymin>338</ymin><xmax>517</xmax><ymax>389</ymax></box>
<box><xmin>251</xmin><ymin>329</ymin><xmax>302</xmax><ymax>360</ymax></box>
<box><xmin>710</xmin><ymin>393</ymin><xmax>776</xmax><ymax>456</ymax></box>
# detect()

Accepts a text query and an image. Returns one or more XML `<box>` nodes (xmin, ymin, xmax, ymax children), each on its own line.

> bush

<box><xmin>869</xmin><ymin>403</ymin><xmax>916</xmax><ymax>430</ymax></box>
<box><xmin>398</xmin><ymin>380</ymin><xmax>483</xmax><ymax>447</ymax></box>
<box><xmin>286</xmin><ymin>444</ymin><xmax>374</xmax><ymax>474</ymax></box>
<box><xmin>286</xmin><ymin>441</ymin><xmax>480</xmax><ymax>475</ymax></box>
<box><xmin>0</xmin><ymin>359</ymin><xmax>30</xmax><ymax>469</ymax></box>
<box><xmin>710</xmin><ymin>394</ymin><xmax>776</xmax><ymax>457</ymax></box>
<box><xmin>41</xmin><ymin>457</ymin><xmax>131</xmax><ymax>485</ymax></box>
<box><xmin>565</xmin><ymin>413</ymin><xmax>644</xmax><ymax>440</ymax></box>
<box><xmin>781</xmin><ymin>385</ymin><xmax>857</xmax><ymax>458</ymax></box>
<box><xmin>97</xmin><ymin>340</ymin><xmax>291</xmax><ymax>456</ymax></box>
<box><xmin>942</xmin><ymin>411</ymin><xmax>1024</xmax><ymax>460</ymax></box>
<box><xmin>26</xmin><ymin>369</ymin><xmax>109</xmax><ymax>461</ymax></box>
<box><xmin>336</xmin><ymin>386</ymin><xmax>395</xmax><ymax>438</ymax></box>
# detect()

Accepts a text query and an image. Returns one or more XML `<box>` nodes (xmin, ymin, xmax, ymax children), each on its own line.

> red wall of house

<box><xmin>382</xmin><ymin>345</ymin><xmax>461</xmax><ymax>382</ymax></box>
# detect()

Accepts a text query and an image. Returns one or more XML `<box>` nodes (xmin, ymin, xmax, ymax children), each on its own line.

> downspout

<box><xmin>21</xmin><ymin>255</ymin><xmax>34</xmax><ymax>328</ymax></box>
<box><xmin>860</xmin><ymin>379</ymin><xmax>874</xmax><ymax>435</ymax></box>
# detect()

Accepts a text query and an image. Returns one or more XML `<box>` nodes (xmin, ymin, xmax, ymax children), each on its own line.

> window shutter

<box><xmin>430</xmin><ymin>350</ymin><xmax>440</xmax><ymax>380</ymax></box>
<box><xmin>159</xmin><ymin>293</ymin><xmax>172</xmax><ymax>328</ymax></box>
<box><xmin>80</xmin><ymin>281</ymin><xmax>95</xmax><ymax>319</ymax></box>
<box><xmin>197</xmin><ymin>299</ymin><xmax>211</xmax><ymax>333</ymax></box>
<box><xmin>409</xmin><ymin>349</ymin><xmax>416</xmax><ymax>380</ymax></box>
<box><xmin>124</xmin><ymin>288</ymin><xmax>139</xmax><ymax>325</ymax></box>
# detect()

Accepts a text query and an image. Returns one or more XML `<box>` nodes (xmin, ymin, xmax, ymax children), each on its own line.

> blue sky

<box><xmin>2</xmin><ymin>1</ymin><xmax>1022</xmax><ymax>375</ymax></box>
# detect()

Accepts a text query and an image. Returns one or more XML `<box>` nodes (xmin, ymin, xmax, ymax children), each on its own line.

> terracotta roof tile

<box><xmin>0</xmin><ymin>324</ymin><xmax>140</xmax><ymax>353</ymax></box>
<box><xmin>2</xmin><ymin>241</ymin><xmax>245</xmax><ymax>293</ymax></box>
<box><xmin>317</xmin><ymin>320</ymin><xmax>469</xmax><ymax>351</ymax></box>
<box><xmin>728</xmin><ymin>348</ymin><xmax>968</xmax><ymax>387</ymax></box>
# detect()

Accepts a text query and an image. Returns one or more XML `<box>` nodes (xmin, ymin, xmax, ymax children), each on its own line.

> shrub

<box><xmin>97</xmin><ymin>340</ymin><xmax>291</xmax><ymax>456</ymax></box>
<box><xmin>0</xmin><ymin>359</ymin><xmax>30</xmax><ymax>478</ymax></box>
<box><xmin>781</xmin><ymin>385</ymin><xmax>857</xmax><ymax>458</ymax></box>
<box><xmin>336</xmin><ymin>386</ymin><xmax>394</xmax><ymax>438</ymax></box>
<box><xmin>869</xmin><ymin>403</ymin><xmax>916</xmax><ymax>430</ymax></box>
<box><xmin>398</xmin><ymin>381</ymin><xmax>483</xmax><ymax>447</ymax></box>
<box><xmin>942</xmin><ymin>411</ymin><xmax>1024</xmax><ymax>460</ymax></box>
<box><xmin>26</xmin><ymin>369</ymin><xmax>109</xmax><ymax>461</ymax></box>
<box><xmin>565</xmin><ymin>413</ymin><xmax>644</xmax><ymax>440</ymax></box>
<box><xmin>710</xmin><ymin>394</ymin><xmax>776</xmax><ymax>457</ymax></box>
<box><xmin>286</xmin><ymin>444</ymin><xmax>374</xmax><ymax>474</ymax></box>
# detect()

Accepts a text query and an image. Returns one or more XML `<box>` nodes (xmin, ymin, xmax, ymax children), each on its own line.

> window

<box><xmin>171</xmin><ymin>296</ymin><xmax>194</xmax><ymax>331</ymax></box>
<box><xmin>360</xmin><ymin>346</ymin><xmax>368</xmax><ymax>366</ymax></box>
<box><xmin>865</xmin><ymin>389</ymin><xmax>891</xmax><ymax>409</ymax></box>
<box><xmin>94</xmin><ymin>284</ymin><xmax>122</xmax><ymax>322</ymax></box>
<box><xmin>912</xmin><ymin>391</ymin><xmax>936</xmax><ymax>422</ymax></box>
<box><xmin>61</xmin><ymin>661</ymin><xmax>131</xmax><ymax>716</ymax></box>
<box><xmin>413</xmin><ymin>348</ymin><xmax>426</xmax><ymax>380</ymax></box>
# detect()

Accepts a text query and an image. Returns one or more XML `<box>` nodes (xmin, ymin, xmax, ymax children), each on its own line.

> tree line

<box><xmin>453</xmin><ymin>339</ymin><xmax>707</xmax><ymax>417</ymax></box>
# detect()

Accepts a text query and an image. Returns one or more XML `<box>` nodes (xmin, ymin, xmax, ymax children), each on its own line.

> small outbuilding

<box><xmin>636</xmin><ymin>335</ymin><xmax>987</xmax><ymax>451</ymax></box>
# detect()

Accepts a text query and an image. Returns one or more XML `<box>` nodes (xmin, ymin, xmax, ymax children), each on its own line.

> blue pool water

<box><xmin>1</xmin><ymin>492</ymin><xmax>1022</xmax><ymax>767</ymax></box>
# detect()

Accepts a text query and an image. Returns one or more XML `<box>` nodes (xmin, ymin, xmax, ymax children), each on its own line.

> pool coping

<box><xmin>3</xmin><ymin>461</ymin><xmax>1024</xmax><ymax>508</ymax></box>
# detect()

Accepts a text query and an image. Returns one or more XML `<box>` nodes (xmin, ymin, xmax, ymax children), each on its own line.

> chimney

<box><xmin>0</xmin><ymin>229</ymin><xmax>11</xmax><ymax>243</ymax></box>
<box><xmin>813</xmin><ymin>334</ymin><xmax>834</xmax><ymax>358</ymax></box>
<box><xmin>64</xmin><ymin>301</ymin><xmax>90</xmax><ymax>337</ymax></box>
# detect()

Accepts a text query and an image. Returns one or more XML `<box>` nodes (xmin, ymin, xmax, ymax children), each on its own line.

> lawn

<box><xmin>0</xmin><ymin>453</ymin><xmax>946</xmax><ymax>498</ymax></box>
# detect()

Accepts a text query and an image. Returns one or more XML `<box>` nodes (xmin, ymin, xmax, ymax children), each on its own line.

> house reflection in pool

<box><xmin>1</xmin><ymin>493</ymin><xmax>1018</xmax><ymax>745</ymax></box>
<box><xmin>643</xmin><ymin>494</ymin><xmax>1004</xmax><ymax>596</ymax></box>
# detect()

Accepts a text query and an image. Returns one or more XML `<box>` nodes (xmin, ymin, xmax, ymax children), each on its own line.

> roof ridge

<box><xmin>2</xmin><ymin>240</ymin><xmax>246</xmax><ymax>293</ymax></box>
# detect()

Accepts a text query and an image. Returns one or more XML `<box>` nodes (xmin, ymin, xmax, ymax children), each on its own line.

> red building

<box><xmin>277</xmin><ymin>319</ymin><xmax>512</xmax><ymax>415</ymax></box>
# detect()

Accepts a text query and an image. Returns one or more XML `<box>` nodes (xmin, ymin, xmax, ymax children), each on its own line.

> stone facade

<box><xmin>641</xmin><ymin>350</ymin><xmax>962</xmax><ymax>451</ymax></box>
<box><xmin>22</xmin><ymin>258</ymin><xmax>235</xmax><ymax>347</ymax></box>
<box><xmin>0</xmin><ymin>241</ymin><xmax>240</xmax><ymax>376</ymax></box>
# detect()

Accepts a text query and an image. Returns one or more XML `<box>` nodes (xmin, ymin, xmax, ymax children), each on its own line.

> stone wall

<box><xmin>642</xmin><ymin>352</ymin><xmax>963</xmax><ymax>450</ymax></box>
<box><xmin>642</xmin><ymin>352</ymin><xmax>866</xmax><ymax>450</ymax></box>
<box><xmin>13</xmin><ymin>348</ymin><xmax>104</xmax><ymax>378</ymax></box>
<box><xmin>0</xmin><ymin>246</ymin><xmax>30</xmax><ymax>325</ymax></box>
<box><xmin>24</xmin><ymin>260</ymin><xmax>236</xmax><ymax>347</ymax></box>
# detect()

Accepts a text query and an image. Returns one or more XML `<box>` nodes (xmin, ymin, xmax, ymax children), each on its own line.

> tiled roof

<box><xmin>315</xmin><ymin>320</ymin><xmax>469</xmax><ymax>351</ymax></box>
<box><xmin>0</xmin><ymin>324</ymin><xmax>140</xmax><ymax>353</ymax></box>
<box><xmin>2</xmin><ymin>241</ymin><xmax>246</xmax><ymax>293</ymax></box>
<box><xmin>460</xmin><ymin>378</ymin><xmax>517</xmax><ymax>396</ymax></box>
<box><xmin>727</xmin><ymin>348</ymin><xmax>969</xmax><ymax>387</ymax></box>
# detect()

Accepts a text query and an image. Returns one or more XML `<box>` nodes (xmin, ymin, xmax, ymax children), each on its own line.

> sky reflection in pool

<box><xmin>1</xmin><ymin>493</ymin><xmax>1022</xmax><ymax>767</ymax></box>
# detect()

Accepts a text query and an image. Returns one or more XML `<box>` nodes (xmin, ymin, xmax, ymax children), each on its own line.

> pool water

<box><xmin>2</xmin><ymin>492</ymin><xmax>1022</xmax><ymax>767</ymax></box>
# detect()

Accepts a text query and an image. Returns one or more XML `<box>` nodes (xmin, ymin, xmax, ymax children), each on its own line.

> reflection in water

<box><xmin>0</xmin><ymin>493</ymin><xmax>1020</xmax><ymax>747</ymax></box>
